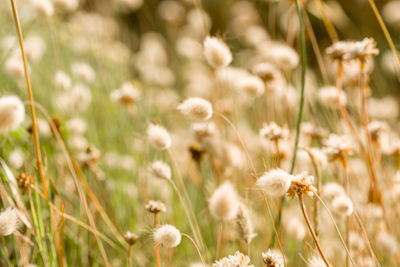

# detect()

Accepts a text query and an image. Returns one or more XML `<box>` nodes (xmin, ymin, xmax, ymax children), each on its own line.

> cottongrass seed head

<box><xmin>147</xmin><ymin>123</ymin><xmax>171</xmax><ymax>150</ymax></box>
<box><xmin>149</xmin><ymin>160</ymin><xmax>171</xmax><ymax>180</ymax></box>
<box><xmin>154</xmin><ymin>224</ymin><xmax>181</xmax><ymax>248</ymax></box>
<box><xmin>0</xmin><ymin>95</ymin><xmax>25</xmax><ymax>133</ymax></box>
<box><xmin>256</xmin><ymin>169</ymin><xmax>292</xmax><ymax>197</ymax></box>
<box><xmin>203</xmin><ymin>36</ymin><xmax>232</xmax><ymax>68</ymax></box>
<box><xmin>236</xmin><ymin>203</ymin><xmax>255</xmax><ymax>244</ymax></box>
<box><xmin>177</xmin><ymin>97</ymin><xmax>213</xmax><ymax>120</ymax></box>
<box><xmin>331</xmin><ymin>195</ymin><xmax>353</xmax><ymax>217</ymax></box>
<box><xmin>287</xmin><ymin>172</ymin><xmax>316</xmax><ymax>198</ymax></box>
<box><xmin>209</xmin><ymin>181</ymin><xmax>239</xmax><ymax>220</ymax></box>
<box><xmin>0</xmin><ymin>208</ymin><xmax>21</xmax><ymax>236</ymax></box>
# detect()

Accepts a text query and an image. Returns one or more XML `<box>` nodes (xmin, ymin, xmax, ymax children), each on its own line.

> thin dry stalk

<box><xmin>153</xmin><ymin>213</ymin><xmax>161</xmax><ymax>267</ymax></box>
<box><xmin>9</xmin><ymin>0</ymin><xmax>48</xmax><ymax>200</ymax></box>
<box><xmin>315</xmin><ymin>193</ymin><xmax>357</xmax><ymax>267</ymax></box>
<box><xmin>167</xmin><ymin>149</ymin><xmax>206</xmax><ymax>256</ymax></box>
<box><xmin>182</xmin><ymin>233</ymin><xmax>206</xmax><ymax>266</ymax></box>
<box><xmin>298</xmin><ymin>195</ymin><xmax>331</xmax><ymax>267</ymax></box>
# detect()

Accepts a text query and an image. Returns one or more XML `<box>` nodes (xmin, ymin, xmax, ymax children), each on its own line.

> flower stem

<box><xmin>9</xmin><ymin>0</ymin><xmax>48</xmax><ymax>200</ymax></box>
<box><xmin>298</xmin><ymin>195</ymin><xmax>331</xmax><ymax>267</ymax></box>
<box><xmin>154</xmin><ymin>213</ymin><xmax>161</xmax><ymax>267</ymax></box>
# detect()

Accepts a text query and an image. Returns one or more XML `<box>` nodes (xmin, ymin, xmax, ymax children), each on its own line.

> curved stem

<box><xmin>298</xmin><ymin>195</ymin><xmax>331</xmax><ymax>267</ymax></box>
<box><xmin>315</xmin><ymin>193</ymin><xmax>357</xmax><ymax>267</ymax></box>
<box><xmin>182</xmin><ymin>233</ymin><xmax>206</xmax><ymax>266</ymax></box>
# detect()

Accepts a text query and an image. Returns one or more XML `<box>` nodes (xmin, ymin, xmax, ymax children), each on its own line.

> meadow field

<box><xmin>1</xmin><ymin>0</ymin><xmax>400</xmax><ymax>266</ymax></box>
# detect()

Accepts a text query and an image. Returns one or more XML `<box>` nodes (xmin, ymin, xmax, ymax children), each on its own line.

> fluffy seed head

<box><xmin>147</xmin><ymin>124</ymin><xmax>171</xmax><ymax>150</ymax></box>
<box><xmin>376</xmin><ymin>231</ymin><xmax>398</xmax><ymax>255</ymax></box>
<box><xmin>285</xmin><ymin>217</ymin><xmax>306</xmax><ymax>240</ymax></box>
<box><xmin>71</xmin><ymin>62</ymin><xmax>96</xmax><ymax>84</ymax></box>
<box><xmin>177</xmin><ymin>97</ymin><xmax>213</xmax><ymax>120</ymax></box>
<box><xmin>0</xmin><ymin>96</ymin><xmax>25</xmax><ymax>133</ymax></box>
<box><xmin>235</xmin><ymin>74</ymin><xmax>265</xmax><ymax>97</ymax></box>
<box><xmin>110</xmin><ymin>82</ymin><xmax>141</xmax><ymax>106</ymax></box>
<box><xmin>31</xmin><ymin>0</ymin><xmax>54</xmax><ymax>16</ymax></box>
<box><xmin>256</xmin><ymin>169</ymin><xmax>292</xmax><ymax>197</ymax></box>
<box><xmin>235</xmin><ymin>203</ymin><xmax>255</xmax><ymax>244</ymax></box>
<box><xmin>148</xmin><ymin>160</ymin><xmax>171</xmax><ymax>180</ymax></box>
<box><xmin>322</xmin><ymin>182</ymin><xmax>345</xmax><ymax>201</ymax></box>
<box><xmin>259</xmin><ymin>122</ymin><xmax>289</xmax><ymax>141</ymax></box>
<box><xmin>332</xmin><ymin>195</ymin><xmax>353</xmax><ymax>216</ymax></box>
<box><xmin>209</xmin><ymin>181</ymin><xmax>239</xmax><ymax>220</ymax></box>
<box><xmin>54</xmin><ymin>70</ymin><xmax>72</xmax><ymax>91</ymax></box>
<box><xmin>153</xmin><ymin>224</ymin><xmax>181</xmax><ymax>248</ymax></box>
<box><xmin>262</xmin><ymin>249</ymin><xmax>284</xmax><ymax>267</ymax></box>
<box><xmin>0</xmin><ymin>208</ymin><xmax>21</xmax><ymax>236</ymax></box>
<box><xmin>9</xmin><ymin>149</ymin><xmax>24</xmax><ymax>169</ymax></box>
<box><xmin>203</xmin><ymin>36</ymin><xmax>232</xmax><ymax>68</ymax></box>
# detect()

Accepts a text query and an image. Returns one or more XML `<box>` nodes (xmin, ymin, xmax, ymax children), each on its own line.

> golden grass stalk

<box><xmin>9</xmin><ymin>0</ymin><xmax>48</xmax><ymax>200</ymax></box>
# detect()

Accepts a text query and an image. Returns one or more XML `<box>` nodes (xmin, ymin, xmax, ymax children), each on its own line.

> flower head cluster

<box><xmin>323</xmin><ymin>134</ymin><xmax>352</xmax><ymax>163</ymax></box>
<box><xmin>287</xmin><ymin>172</ymin><xmax>316</xmax><ymax>198</ymax></box>
<box><xmin>177</xmin><ymin>97</ymin><xmax>213</xmax><ymax>121</ymax></box>
<box><xmin>262</xmin><ymin>249</ymin><xmax>284</xmax><ymax>267</ymax></box>
<box><xmin>212</xmin><ymin>251</ymin><xmax>254</xmax><ymax>267</ymax></box>
<box><xmin>147</xmin><ymin>124</ymin><xmax>171</xmax><ymax>150</ymax></box>
<box><xmin>110</xmin><ymin>82</ymin><xmax>141</xmax><ymax>106</ymax></box>
<box><xmin>259</xmin><ymin>122</ymin><xmax>289</xmax><ymax>141</ymax></box>
<box><xmin>145</xmin><ymin>200</ymin><xmax>166</xmax><ymax>214</ymax></box>
<box><xmin>0</xmin><ymin>95</ymin><xmax>25</xmax><ymax>133</ymax></box>
<box><xmin>326</xmin><ymin>38</ymin><xmax>379</xmax><ymax>61</ymax></box>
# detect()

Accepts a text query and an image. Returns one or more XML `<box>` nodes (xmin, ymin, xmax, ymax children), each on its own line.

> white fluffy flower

<box><xmin>31</xmin><ymin>0</ymin><xmax>54</xmax><ymax>16</ymax></box>
<box><xmin>0</xmin><ymin>208</ymin><xmax>21</xmax><ymax>236</ymax></box>
<box><xmin>24</xmin><ymin>35</ymin><xmax>46</xmax><ymax>61</ymax></box>
<box><xmin>262</xmin><ymin>249</ymin><xmax>284</xmax><ymax>267</ymax></box>
<box><xmin>54</xmin><ymin>70</ymin><xmax>72</xmax><ymax>90</ymax></box>
<box><xmin>4</xmin><ymin>56</ymin><xmax>26</xmax><ymax>78</ymax></box>
<box><xmin>71</xmin><ymin>62</ymin><xmax>96</xmax><ymax>84</ymax></box>
<box><xmin>9</xmin><ymin>149</ymin><xmax>24</xmax><ymax>169</ymax></box>
<box><xmin>256</xmin><ymin>169</ymin><xmax>292</xmax><ymax>197</ymax></box>
<box><xmin>0</xmin><ymin>95</ymin><xmax>25</xmax><ymax>132</ymax></box>
<box><xmin>149</xmin><ymin>160</ymin><xmax>171</xmax><ymax>180</ymax></box>
<box><xmin>154</xmin><ymin>224</ymin><xmax>181</xmax><ymax>248</ymax></box>
<box><xmin>322</xmin><ymin>182</ymin><xmax>345</xmax><ymax>201</ymax></box>
<box><xmin>147</xmin><ymin>124</ymin><xmax>171</xmax><ymax>150</ymax></box>
<box><xmin>177</xmin><ymin>97</ymin><xmax>213</xmax><ymax>120</ymax></box>
<box><xmin>110</xmin><ymin>82</ymin><xmax>141</xmax><ymax>105</ymax></box>
<box><xmin>332</xmin><ymin>195</ymin><xmax>353</xmax><ymax>217</ymax></box>
<box><xmin>203</xmin><ymin>37</ymin><xmax>232</xmax><ymax>68</ymax></box>
<box><xmin>209</xmin><ymin>181</ymin><xmax>239</xmax><ymax>220</ymax></box>
<box><xmin>376</xmin><ymin>231</ymin><xmax>398</xmax><ymax>255</ymax></box>
<box><xmin>235</xmin><ymin>74</ymin><xmax>265</xmax><ymax>97</ymax></box>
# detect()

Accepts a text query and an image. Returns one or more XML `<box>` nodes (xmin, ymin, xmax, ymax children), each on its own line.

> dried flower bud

<box><xmin>17</xmin><ymin>173</ymin><xmax>34</xmax><ymax>194</ymax></box>
<box><xmin>145</xmin><ymin>200</ymin><xmax>166</xmax><ymax>214</ymax></box>
<box><xmin>124</xmin><ymin>231</ymin><xmax>139</xmax><ymax>245</ymax></box>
